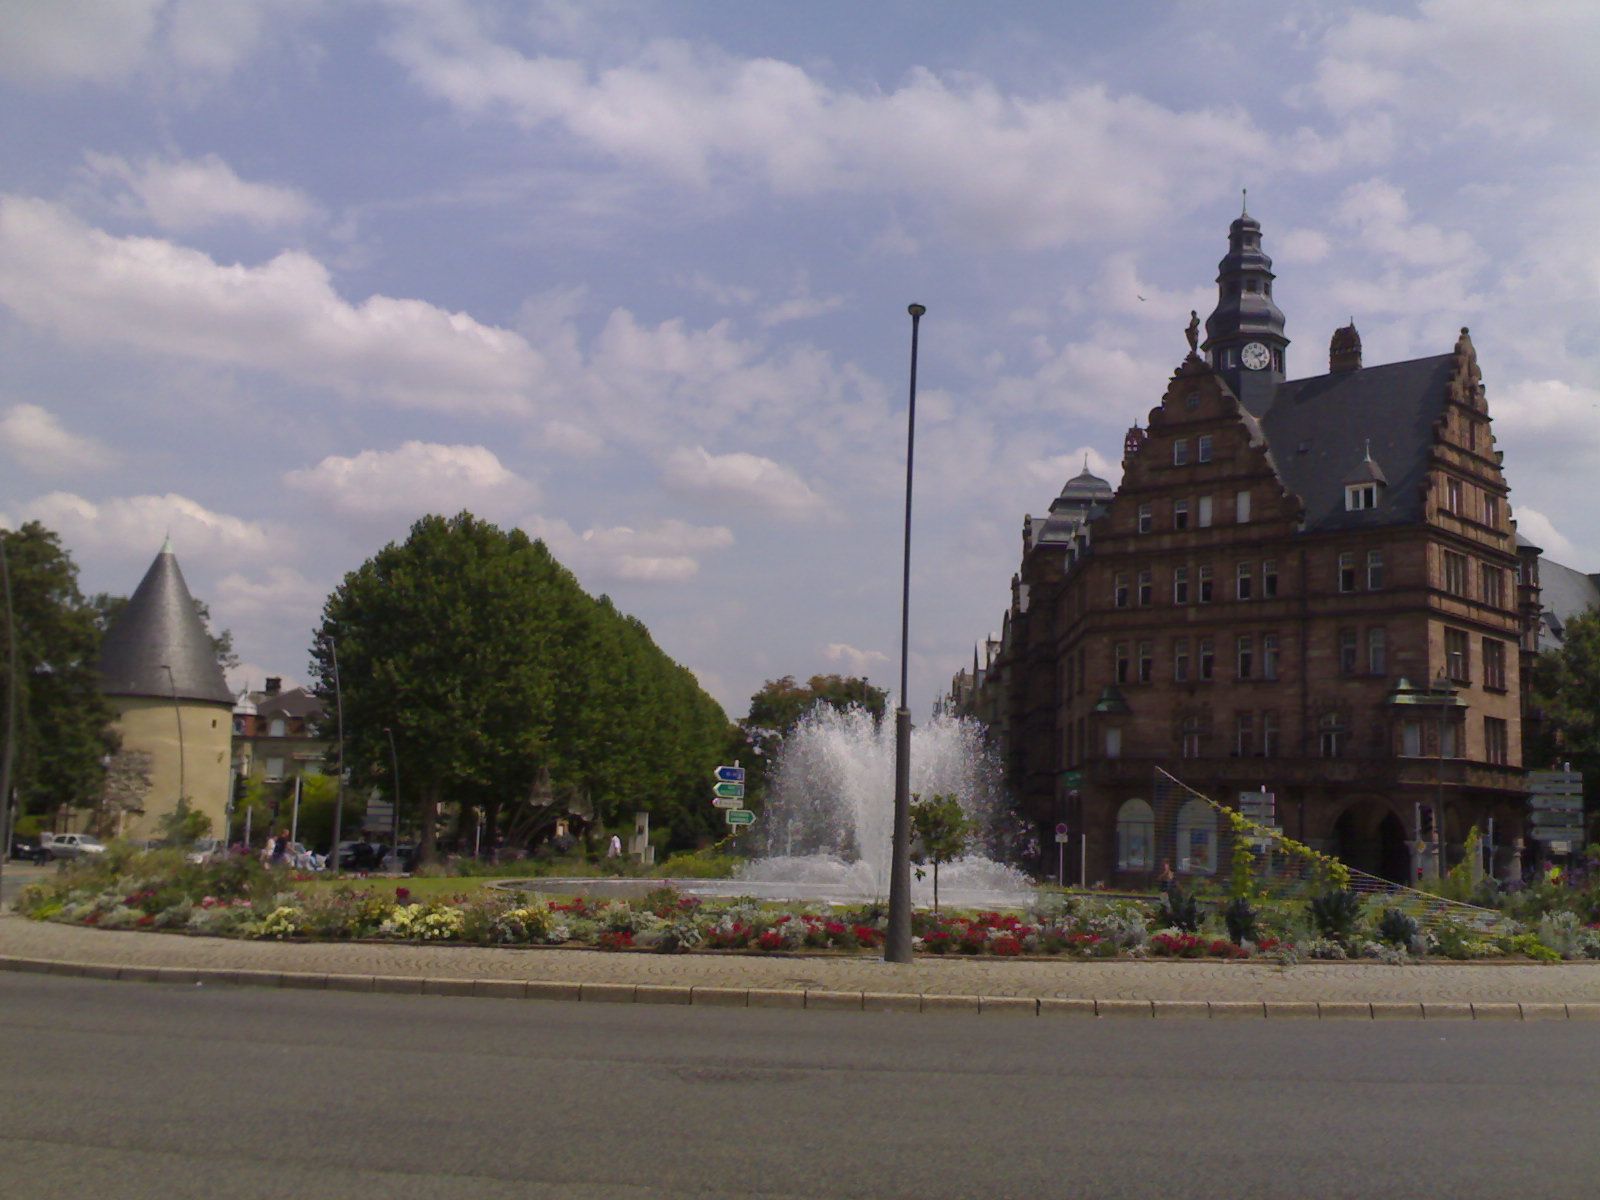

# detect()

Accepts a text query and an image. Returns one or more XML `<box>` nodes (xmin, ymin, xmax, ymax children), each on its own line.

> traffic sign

<box><xmin>715</xmin><ymin>765</ymin><xmax>746</xmax><ymax>784</ymax></box>
<box><xmin>1530</xmin><ymin>826</ymin><xmax>1584</xmax><ymax>842</ymax></box>
<box><xmin>1061</xmin><ymin>771</ymin><xmax>1084</xmax><ymax>787</ymax></box>
<box><xmin>711</xmin><ymin>796</ymin><xmax>740</xmax><ymax>809</ymax></box>
<box><xmin>1527</xmin><ymin>770</ymin><xmax>1583</xmax><ymax>795</ymax></box>
<box><xmin>1529</xmin><ymin>810</ymin><xmax>1585</xmax><ymax>826</ymax></box>
<box><xmin>1529</xmin><ymin>794</ymin><xmax>1583</xmax><ymax>811</ymax></box>
<box><xmin>1054</xmin><ymin>822</ymin><xmax>1070</xmax><ymax>844</ymax></box>
<box><xmin>713</xmin><ymin>781</ymin><xmax>745</xmax><ymax>800</ymax></box>
<box><xmin>725</xmin><ymin>809</ymin><xmax>755</xmax><ymax>825</ymax></box>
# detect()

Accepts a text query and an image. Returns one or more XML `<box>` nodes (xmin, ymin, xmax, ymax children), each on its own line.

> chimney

<box><xmin>1329</xmin><ymin>321</ymin><xmax>1362</xmax><ymax>373</ymax></box>
<box><xmin>264</xmin><ymin>676</ymin><xmax>282</xmax><ymax>695</ymax></box>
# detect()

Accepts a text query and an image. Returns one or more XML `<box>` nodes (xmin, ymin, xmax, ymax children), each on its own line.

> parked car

<box><xmin>335</xmin><ymin>840</ymin><xmax>380</xmax><ymax>871</ymax></box>
<box><xmin>43</xmin><ymin>833</ymin><xmax>107</xmax><ymax>861</ymax></box>
<box><xmin>184</xmin><ymin>837</ymin><xmax>227</xmax><ymax>865</ymax></box>
<box><xmin>8</xmin><ymin>835</ymin><xmax>50</xmax><ymax>864</ymax></box>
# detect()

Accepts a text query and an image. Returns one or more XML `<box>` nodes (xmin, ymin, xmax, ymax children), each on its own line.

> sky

<box><xmin>1</xmin><ymin>0</ymin><xmax>1597</xmax><ymax>720</ymax></box>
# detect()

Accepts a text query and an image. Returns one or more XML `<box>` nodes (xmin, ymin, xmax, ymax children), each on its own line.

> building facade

<box><xmin>231</xmin><ymin>677</ymin><xmax>330</xmax><ymax>797</ymax></box>
<box><xmin>972</xmin><ymin>210</ymin><xmax>1532</xmax><ymax>888</ymax></box>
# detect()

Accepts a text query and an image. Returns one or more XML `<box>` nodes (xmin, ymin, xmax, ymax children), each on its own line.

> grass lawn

<box><xmin>293</xmin><ymin>876</ymin><xmax>523</xmax><ymax>903</ymax></box>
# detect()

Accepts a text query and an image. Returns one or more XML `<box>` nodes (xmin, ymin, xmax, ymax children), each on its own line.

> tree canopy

<box><xmin>1529</xmin><ymin>608</ymin><xmax>1600</xmax><ymax>807</ymax></box>
<box><xmin>737</xmin><ymin>673</ymin><xmax>889</xmax><ymax>803</ymax></box>
<box><xmin>1</xmin><ymin>522</ymin><xmax>117</xmax><ymax>824</ymax></box>
<box><xmin>309</xmin><ymin>512</ymin><xmax>733</xmax><ymax>861</ymax></box>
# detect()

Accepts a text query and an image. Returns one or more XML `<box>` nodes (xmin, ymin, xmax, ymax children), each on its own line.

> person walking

<box><xmin>607</xmin><ymin>833</ymin><xmax>622</xmax><ymax>859</ymax></box>
<box><xmin>269</xmin><ymin>829</ymin><xmax>290</xmax><ymax>867</ymax></box>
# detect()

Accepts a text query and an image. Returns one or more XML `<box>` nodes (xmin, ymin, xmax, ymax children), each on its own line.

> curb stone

<box><xmin>1</xmin><ymin>954</ymin><xmax>1594</xmax><ymax>1021</ymax></box>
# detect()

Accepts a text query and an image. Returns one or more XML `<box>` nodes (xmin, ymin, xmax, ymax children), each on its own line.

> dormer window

<box><xmin>1345</xmin><ymin>482</ymin><xmax>1379</xmax><ymax>511</ymax></box>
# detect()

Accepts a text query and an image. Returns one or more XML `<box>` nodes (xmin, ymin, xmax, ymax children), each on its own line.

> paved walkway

<box><xmin>6</xmin><ymin>913</ymin><xmax>1600</xmax><ymax>1019</ymax></box>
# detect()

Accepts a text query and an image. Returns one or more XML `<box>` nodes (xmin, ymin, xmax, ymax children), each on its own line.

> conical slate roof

<box><xmin>98</xmin><ymin>542</ymin><xmax>233</xmax><ymax>705</ymax></box>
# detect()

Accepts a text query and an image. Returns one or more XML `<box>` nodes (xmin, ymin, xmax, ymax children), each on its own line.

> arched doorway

<box><xmin>1332</xmin><ymin>801</ymin><xmax>1410</xmax><ymax>884</ymax></box>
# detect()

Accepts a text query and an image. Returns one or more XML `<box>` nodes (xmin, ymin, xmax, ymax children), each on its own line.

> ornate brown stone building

<box><xmin>973</xmin><ymin>210</ymin><xmax>1531</xmax><ymax>887</ymax></box>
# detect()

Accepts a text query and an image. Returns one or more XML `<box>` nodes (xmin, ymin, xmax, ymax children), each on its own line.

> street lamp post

<box><xmin>1432</xmin><ymin>670</ymin><xmax>1455</xmax><ymax>878</ymax></box>
<box><xmin>886</xmin><ymin>302</ymin><xmax>926</xmax><ymax>965</ymax></box>
<box><xmin>383</xmin><ymin>726</ymin><xmax>401</xmax><ymax>872</ymax></box>
<box><xmin>159</xmin><ymin>663</ymin><xmax>186</xmax><ymax>815</ymax></box>
<box><xmin>0</xmin><ymin>534</ymin><xmax>17</xmax><ymax>895</ymax></box>
<box><xmin>325</xmin><ymin>637</ymin><xmax>345</xmax><ymax>873</ymax></box>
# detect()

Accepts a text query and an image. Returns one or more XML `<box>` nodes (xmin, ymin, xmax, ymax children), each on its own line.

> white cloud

<box><xmin>523</xmin><ymin>514</ymin><xmax>733</xmax><ymax>584</ymax></box>
<box><xmin>21</xmin><ymin>490</ymin><xmax>281</xmax><ymax>566</ymax></box>
<box><xmin>213</xmin><ymin>565</ymin><xmax>326</xmax><ymax>624</ymax></box>
<box><xmin>660</xmin><ymin>446</ymin><xmax>826</xmax><ymax>520</ymax></box>
<box><xmin>540</xmin><ymin>419</ymin><xmax>605</xmax><ymax>458</ymax></box>
<box><xmin>82</xmin><ymin>151</ymin><xmax>320</xmax><ymax>230</ymax></box>
<box><xmin>1276</xmin><ymin>228</ymin><xmax>1331</xmax><ymax>265</ymax></box>
<box><xmin>759</xmin><ymin>293</ymin><xmax>846</xmax><ymax>327</ymax></box>
<box><xmin>0</xmin><ymin>403</ymin><xmax>115</xmax><ymax>474</ymax></box>
<box><xmin>0</xmin><ymin>196</ymin><xmax>545</xmax><ymax>414</ymax></box>
<box><xmin>1333</xmin><ymin>179</ymin><xmax>1479</xmax><ymax>270</ymax></box>
<box><xmin>386</xmin><ymin>21</ymin><xmax>1289</xmax><ymax>248</ymax></box>
<box><xmin>1515</xmin><ymin>506</ymin><xmax>1578</xmax><ymax>564</ymax></box>
<box><xmin>283</xmin><ymin>441</ymin><xmax>537</xmax><ymax>521</ymax></box>
<box><xmin>823</xmin><ymin>642</ymin><xmax>889</xmax><ymax>677</ymax></box>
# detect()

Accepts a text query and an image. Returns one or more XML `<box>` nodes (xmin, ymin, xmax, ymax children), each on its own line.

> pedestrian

<box><xmin>607</xmin><ymin>833</ymin><xmax>622</xmax><ymax>859</ymax></box>
<box><xmin>1157</xmin><ymin>859</ymin><xmax>1175</xmax><ymax>894</ymax></box>
<box><xmin>270</xmin><ymin>828</ymin><xmax>290</xmax><ymax>867</ymax></box>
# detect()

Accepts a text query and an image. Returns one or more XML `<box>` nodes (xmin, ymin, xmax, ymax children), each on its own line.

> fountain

<box><xmin>727</xmin><ymin>705</ymin><xmax>1036</xmax><ymax>907</ymax></box>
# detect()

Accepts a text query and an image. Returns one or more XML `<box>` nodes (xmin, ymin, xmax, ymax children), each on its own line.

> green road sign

<box><xmin>713</xmin><ymin>781</ymin><xmax>745</xmax><ymax>800</ymax></box>
<box><xmin>1061</xmin><ymin>770</ymin><xmax>1084</xmax><ymax>787</ymax></box>
<box><xmin>725</xmin><ymin>809</ymin><xmax>755</xmax><ymax>825</ymax></box>
<box><xmin>711</xmin><ymin>796</ymin><xmax>739</xmax><ymax>809</ymax></box>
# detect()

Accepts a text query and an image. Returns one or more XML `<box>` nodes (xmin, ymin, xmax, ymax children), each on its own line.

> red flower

<box><xmin>758</xmin><ymin>930</ymin><xmax>785</xmax><ymax>951</ymax></box>
<box><xmin>989</xmin><ymin>935</ymin><xmax>1023</xmax><ymax>957</ymax></box>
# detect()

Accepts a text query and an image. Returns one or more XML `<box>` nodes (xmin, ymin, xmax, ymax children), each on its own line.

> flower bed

<box><xmin>14</xmin><ymin>850</ymin><xmax>1600</xmax><ymax>962</ymax></box>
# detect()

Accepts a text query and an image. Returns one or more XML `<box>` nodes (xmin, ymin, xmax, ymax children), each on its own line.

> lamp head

<box><xmin>907</xmin><ymin>303</ymin><xmax>926</xmax><ymax>318</ymax></box>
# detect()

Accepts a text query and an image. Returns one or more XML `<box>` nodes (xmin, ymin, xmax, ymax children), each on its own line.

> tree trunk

<box><xmin>933</xmin><ymin>861</ymin><xmax>940</xmax><ymax>913</ymax></box>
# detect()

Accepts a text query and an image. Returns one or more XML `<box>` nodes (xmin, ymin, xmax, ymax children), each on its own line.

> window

<box><xmin>1173</xmin><ymin>567</ymin><xmax>1190</xmax><ymax>605</ymax></box>
<box><xmin>1138</xmin><ymin>503</ymin><xmax>1152</xmax><ymax>534</ymax></box>
<box><xmin>1180</xmin><ymin>717</ymin><xmax>1203</xmax><ymax>759</ymax></box>
<box><xmin>1338</xmin><ymin>552</ymin><xmax>1357</xmax><ymax>593</ymax></box>
<box><xmin>1114</xmin><ymin>573</ymin><xmax>1129</xmax><ymax>608</ymax></box>
<box><xmin>1339</xmin><ymin>629</ymin><xmax>1358</xmax><ymax>674</ymax></box>
<box><xmin>1441</xmin><ymin>720</ymin><xmax>1460</xmax><ymax>758</ymax></box>
<box><xmin>1445</xmin><ymin>477</ymin><xmax>1463</xmax><ymax>514</ymax></box>
<box><xmin>1480</xmin><ymin>564</ymin><xmax>1504</xmax><ymax>608</ymax></box>
<box><xmin>1138</xmin><ymin>641</ymin><xmax>1154</xmax><ymax>684</ymax></box>
<box><xmin>1174</xmin><ymin>438</ymin><xmax>1190</xmax><ymax>466</ymax></box>
<box><xmin>1116</xmin><ymin>799</ymin><xmax>1154</xmax><ymax>871</ymax></box>
<box><xmin>1174</xmin><ymin>499</ymin><xmax>1190</xmax><ymax>530</ymax></box>
<box><xmin>1197</xmin><ymin>434</ymin><xmax>1213</xmax><ymax>463</ymax></box>
<box><xmin>1483</xmin><ymin>493</ymin><xmax>1500</xmax><ymax>528</ymax></box>
<box><xmin>1174</xmin><ymin>638</ymin><xmax>1190</xmax><ymax>682</ymax></box>
<box><xmin>1236</xmin><ymin>490</ymin><xmax>1251</xmax><ymax>523</ymax></box>
<box><xmin>1446</xmin><ymin>627</ymin><xmax>1470</xmax><ymax>682</ymax></box>
<box><xmin>1367</xmin><ymin>550</ymin><xmax>1384</xmax><ymax>591</ymax></box>
<box><xmin>1198</xmin><ymin>495</ymin><xmax>1213</xmax><ymax>527</ymax></box>
<box><xmin>1198</xmin><ymin>638</ymin><xmax>1215</xmax><ymax>681</ymax></box>
<box><xmin>1137</xmin><ymin>569</ymin><xmax>1152</xmax><ymax>606</ymax></box>
<box><xmin>1176</xmin><ymin>799</ymin><xmax>1216</xmax><ymax>874</ymax></box>
<box><xmin>1114</xmin><ymin>642</ymin><xmax>1131</xmax><ymax>684</ymax></box>
<box><xmin>1262</xmin><ymin>634</ymin><xmax>1280</xmax><ymax>680</ymax></box>
<box><xmin>1235</xmin><ymin>711</ymin><xmax>1255</xmax><ymax>757</ymax></box>
<box><xmin>1236</xmin><ymin>562</ymin><xmax>1253</xmax><ymax>600</ymax></box>
<box><xmin>1318</xmin><ymin>714</ymin><xmax>1346</xmax><ymax>758</ymax></box>
<box><xmin>1105</xmin><ymin>727</ymin><xmax>1122</xmax><ymax>759</ymax></box>
<box><xmin>1443</xmin><ymin>551</ymin><xmax>1468</xmax><ymax>596</ymax></box>
<box><xmin>1368</xmin><ymin>628</ymin><xmax>1387</xmax><ymax>675</ymax></box>
<box><xmin>1483</xmin><ymin>638</ymin><xmax>1507</xmax><ymax>690</ymax></box>
<box><xmin>1485</xmin><ymin>717</ymin><xmax>1509</xmax><ymax>765</ymax></box>
<box><xmin>1346</xmin><ymin>483</ymin><xmax>1378</xmax><ymax>511</ymax></box>
<box><xmin>1236</xmin><ymin>635</ymin><xmax>1254</xmax><ymax>680</ymax></box>
<box><xmin>1262</xmin><ymin>711</ymin><xmax>1279</xmax><ymax>757</ymax></box>
<box><xmin>265</xmin><ymin>757</ymin><xmax>285</xmax><ymax>781</ymax></box>
<box><xmin>1261</xmin><ymin>559</ymin><xmax>1278</xmax><ymax>598</ymax></box>
<box><xmin>1401</xmin><ymin>720</ymin><xmax>1423</xmax><ymax>757</ymax></box>
<box><xmin>232</xmin><ymin>717</ymin><xmax>245</xmax><ymax>735</ymax></box>
<box><xmin>1199</xmin><ymin>565</ymin><xmax>1214</xmax><ymax>603</ymax></box>
<box><xmin>269</xmin><ymin>718</ymin><xmax>286</xmax><ymax>738</ymax></box>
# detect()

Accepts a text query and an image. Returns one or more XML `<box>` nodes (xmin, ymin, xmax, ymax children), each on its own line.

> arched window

<box><xmin>269</xmin><ymin>718</ymin><xmax>286</xmax><ymax>737</ymax></box>
<box><xmin>1176</xmin><ymin>799</ymin><xmax>1217</xmax><ymax>875</ymax></box>
<box><xmin>1116</xmin><ymin>799</ymin><xmax>1154</xmax><ymax>872</ymax></box>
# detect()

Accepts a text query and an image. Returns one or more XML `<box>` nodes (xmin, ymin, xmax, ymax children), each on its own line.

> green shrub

<box><xmin>1223</xmin><ymin>896</ymin><xmax>1258</xmax><ymax>946</ymax></box>
<box><xmin>1310</xmin><ymin>888</ymin><xmax>1362</xmax><ymax>945</ymax></box>
<box><xmin>1156</xmin><ymin>885</ymin><xmax>1201</xmax><ymax>933</ymax></box>
<box><xmin>1376</xmin><ymin>907</ymin><xmax>1419</xmax><ymax>948</ymax></box>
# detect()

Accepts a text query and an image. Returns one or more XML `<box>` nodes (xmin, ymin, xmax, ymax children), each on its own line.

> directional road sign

<box><xmin>1531</xmin><ymin>826</ymin><xmax>1584</xmax><ymax>842</ymax></box>
<box><xmin>713</xmin><ymin>781</ymin><xmax>745</xmax><ymax>800</ymax></box>
<box><xmin>711</xmin><ymin>796</ymin><xmax>740</xmax><ymax>810</ymax></box>
<box><xmin>1530</xmin><ymin>810</ymin><xmax>1586</xmax><ymax>826</ymax></box>
<box><xmin>1529</xmin><ymin>794</ymin><xmax>1583</xmax><ymax>811</ymax></box>
<box><xmin>715</xmin><ymin>765</ymin><xmax>746</xmax><ymax>784</ymax></box>
<box><xmin>725</xmin><ymin>809</ymin><xmax>755</xmax><ymax>825</ymax></box>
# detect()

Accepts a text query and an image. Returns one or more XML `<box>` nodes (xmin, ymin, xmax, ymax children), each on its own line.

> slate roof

<box><xmin>1259</xmin><ymin>354</ymin><xmax>1456</xmax><ymax>534</ymax></box>
<box><xmin>97</xmin><ymin>544</ymin><xmax>234</xmax><ymax>706</ymax></box>
<box><xmin>255</xmin><ymin>687</ymin><xmax>325</xmax><ymax>722</ymax></box>
<box><xmin>1536</xmin><ymin>557</ymin><xmax>1600</xmax><ymax>651</ymax></box>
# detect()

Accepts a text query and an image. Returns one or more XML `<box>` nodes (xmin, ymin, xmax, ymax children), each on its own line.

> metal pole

<box><xmin>0</xmin><ymin>535</ymin><xmax>16</xmax><ymax>896</ymax></box>
<box><xmin>886</xmin><ymin>303</ymin><xmax>925</xmax><ymax>964</ymax></box>
<box><xmin>290</xmin><ymin>773</ymin><xmax>301</xmax><ymax>845</ymax></box>
<box><xmin>160</xmin><ymin>663</ymin><xmax>185</xmax><ymax>817</ymax></box>
<box><xmin>384</xmin><ymin>726</ymin><xmax>401</xmax><ymax>873</ymax></box>
<box><xmin>326</xmin><ymin>637</ymin><xmax>345</xmax><ymax>872</ymax></box>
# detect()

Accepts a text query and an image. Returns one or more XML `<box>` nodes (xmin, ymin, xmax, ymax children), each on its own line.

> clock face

<box><xmin>1241</xmin><ymin>342</ymin><xmax>1271</xmax><ymax>371</ymax></box>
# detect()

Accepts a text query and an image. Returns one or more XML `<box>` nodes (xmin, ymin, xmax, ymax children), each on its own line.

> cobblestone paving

<box><xmin>5</xmin><ymin>914</ymin><xmax>1600</xmax><ymax>1004</ymax></box>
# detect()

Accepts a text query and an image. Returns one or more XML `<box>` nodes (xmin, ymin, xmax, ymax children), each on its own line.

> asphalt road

<box><xmin>3</xmin><ymin>973</ymin><xmax>1598</xmax><ymax>1200</ymax></box>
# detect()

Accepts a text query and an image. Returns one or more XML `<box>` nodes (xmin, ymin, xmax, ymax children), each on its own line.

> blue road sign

<box><xmin>715</xmin><ymin>765</ymin><xmax>745</xmax><ymax>783</ymax></box>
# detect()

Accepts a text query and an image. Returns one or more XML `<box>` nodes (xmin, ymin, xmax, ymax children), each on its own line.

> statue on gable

<box><xmin>1185</xmin><ymin>310</ymin><xmax>1200</xmax><ymax>354</ymax></box>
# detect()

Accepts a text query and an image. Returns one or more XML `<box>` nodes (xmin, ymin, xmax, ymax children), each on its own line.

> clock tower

<box><xmin>1201</xmin><ymin>203</ymin><xmax>1288</xmax><ymax>416</ymax></box>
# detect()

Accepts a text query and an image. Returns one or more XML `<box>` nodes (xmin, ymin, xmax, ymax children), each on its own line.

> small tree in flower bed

<box><xmin>910</xmin><ymin>793</ymin><xmax>973</xmax><ymax>912</ymax></box>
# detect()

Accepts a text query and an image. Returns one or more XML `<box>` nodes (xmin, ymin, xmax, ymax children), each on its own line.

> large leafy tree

<box><xmin>1</xmin><ymin>522</ymin><xmax>117</xmax><ymax>824</ymax></box>
<box><xmin>1528</xmin><ymin>608</ymin><xmax>1600</xmax><ymax>813</ymax></box>
<box><xmin>737</xmin><ymin>674</ymin><xmax>889</xmax><ymax>803</ymax></box>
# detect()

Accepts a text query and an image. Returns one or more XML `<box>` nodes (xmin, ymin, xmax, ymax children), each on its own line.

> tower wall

<box><xmin>110</xmin><ymin>696</ymin><xmax>234</xmax><ymax>840</ymax></box>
